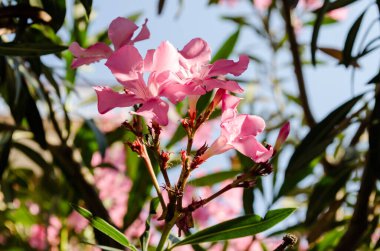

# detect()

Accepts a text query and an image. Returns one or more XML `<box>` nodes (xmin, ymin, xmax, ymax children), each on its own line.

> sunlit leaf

<box><xmin>171</xmin><ymin>208</ymin><xmax>296</xmax><ymax>247</ymax></box>
<box><xmin>72</xmin><ymin>205</ymin><xmax>138</xmax><ymax>251</ymax></box>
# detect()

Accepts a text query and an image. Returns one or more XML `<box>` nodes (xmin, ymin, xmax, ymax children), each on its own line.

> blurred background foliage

<box><xmin>0</xmin><ymin>0</ymin><xmax>379</xmax><ymax>250</ymax></box>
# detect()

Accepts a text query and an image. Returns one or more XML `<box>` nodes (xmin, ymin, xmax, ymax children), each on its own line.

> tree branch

<box><xmin>281</xmin><ymin>0</ymin><xmax>316</xmax><ymax>127</ymax></box>
<box><xmin>334</xmin><ymin>88</ymin><xmax>379</xmax><ymax>251</ymax></box>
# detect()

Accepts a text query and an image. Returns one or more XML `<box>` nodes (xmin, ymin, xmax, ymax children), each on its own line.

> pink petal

<box><xmin>94</xmin><ymin>86</ymin><xmax>142</xmax><ymax>114</ymax></box>
<box><xmin>159</xmin><ymin>82</ymin><xmax>190</xmax><ymax>103</ymax></box>
<box><xmin>108</xmin><ymin>17</ymin><xmax>138</xmax><ymax>49</ymax></box>
<box><xmin>221</xmin><ymin>93</ymin><xmax>241</xmax><ymax>121</ymax></box>
<box><xmin>144</xmin><ymin>49</ymin><xmax>155</xmax><ymax>71</ymax></box>
<box><xmin>122</xmin><ymin>74</ymin><xmax>153</xmax><ymax>100</ymax></box>
<box><xmin>132</xmin><ymin>98</ymin><xmax>169</xmax><ymax>126</ymax></box>
<box><xmin>199</xmin><ymin>136</ymin><xmax>233</xmax><ymax>161</ymax></box>
<box><xmin>179</xmin><ymin>38</ymin><xmax>211</xmax><ymax>65</ymax></box>
<box><xmin>105</xmin><ymin>45</ymin><xmax>143</xmax><ymax>82</ymax></box>
<box><xmin>208</xmin><ymin>55</ymin><xmax>249</xmax><ymax>77</ymax></box>
<box><xmin>327</xmin><ymin>8</ymin><xmax>348</xmax><ymax>21</ymax></box>
<box><xmin>254</xmin><ymin>0</ymin><xmax>272</xmax><ymax>11</ymax></box>
<box><xmin>237</xmin><ymin>114</ymin><xmax>266</xmax><ymax>137</ymax></box>
<box><xmin>132</xmin><ymin>18</ymin><xmax>150</xmax><ymax>43</ymax></box>
<box><xmin>150</xmin><ymin>41</ymin><xmax>180</xmax><ymax>73</ymax></box>
<box><xmin>69</xmin><ymin>42</ymin><xmax>112</xmax><ymax>68</ymax></box>
<box><xmin>203</xmin><ymin>79</ymin><xmax>244</xmax><ymax>93</ymax></box>
<box><xmin>232</xmin><ymin>136</ymin><xmax>273</xmax><ymax>163</ymax></box>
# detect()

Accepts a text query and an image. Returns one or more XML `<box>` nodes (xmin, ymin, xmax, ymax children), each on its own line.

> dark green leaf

<box><xmin>188</xmin><ymin>170</ymin><xmax>240</xmax><ymax>187</ymax></box>
<box><xmin>311</xmin><ymin>0</ymin><xmax>330</xmax><ymax>66</ymax></box>
<box><xmin>342</xmin><ymin>10</ymin><xmax>366</xmax><ymax>67</ymax></box>
<box><xmin>171</xmin><ymin>208</ymin><xmax>295</xmax><ymax>247</ymax></box>
<box><xmin>0</xmin><ymin>132</ymin><xmax>12</xmax><ymax>178</ymax></box>
<box><xmin>140</xmin><ymin>197</ymin><xmax>160</xmax><ymax>251</ymax></box>
<box><xmin>367</xmin><ymin>69</ymin><xmax>380</xmax><ymax>84</ymax></box>
<box><xmin>79</xmin><ymin>0</ymin><xmax>93</xmax><ymax>18</ymax></box>
<box><xmin>24</xmin><ymin>84</ymin><xmax>47</xmax><ymax>149</ymax></box>
<box><xmin>277</xmin><ymin>94</ymin><xmax>363</xmax><ymax>198</ymax></box>
<box><xmin>41</xmin><ymin>0</ymin><xmax>66</xmax><ymax>31</ymax></box>
<box><xmin>305</xmin><ymin>165</ymin><xmax>352</xmax><ymax>225</ymax></box>
<box><xmin>325</xmin><ymin>0</ymin><xmax>357</xmax><ymax>12</ymax></box>
<box><xmin>12</xmin><ymin>142</ymin><xmax>52</xmax><ymax>172</ymax></box>
<box><xmin>0</xmin><ymin>43</ymin><xmax>67</xmax><ymax>56</ymax></box>
<box><xmin>243</xmin><ymin>188</ymin><xmax>254</xmax><ymax>215</ymax></box>
<box><xmin>72</xmin><ymin>205</ymin><xmax>137</xmax><ymax>250</ymax></box>
<box><xmin>85</xmin><ymin>119</ymin><xmax>107</xmax><ymax>158</ymax></box>
<box><xmin>158</xmin><ymin>0</ymin><xmax>166</xmax><ymax>14</ymax></box>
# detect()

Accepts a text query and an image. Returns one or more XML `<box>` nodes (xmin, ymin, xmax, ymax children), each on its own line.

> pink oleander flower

<box><xmin>147</xmin><ymin>38</ymin><xmax>248</xmax><ymax>106</ymax></box>
<box><xmin>69</xmin><ymin>17</ymin><xmax>149</xmax><ymax>68</ymax></box>
<box><xmin>29</xmin><ymin>225</ymin><xmax>47</xmax><ymax>250</ymax></box>
<box><xmin>200</xmin><ymin>93</ymin><xmax>273</xmax><ymax>163</ymax></box>
<box><xmin>254</xmin><ymin>0</ymin><xmax>272</xmax><ymax>11</ymax></box>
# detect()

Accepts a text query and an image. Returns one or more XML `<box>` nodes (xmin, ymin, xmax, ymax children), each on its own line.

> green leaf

<box><xmin>140</xmin><ymin>197</ymin><xmax>160</xmax><ymax>251</ymax></box>
<box><xmin>367</xmin><ymin>69</ymin><xmax>380</xmax><ymax>84</ymax></box>
<box><xmin>12</xmin><ymin>142</ymin><xmax>52</xmax><ymax>172</ymax></box>
<box><xmin>79</xmin><ymin>0</ymin><xmax>93</xmax><ymax>18</ymax></box>
<box><xmin>277</xmin><ymin>94</ymin><xmax>363</xmax><ymax>198</ymax></box>
<box><xmin>41</xmin><ymin>0</ymin><xmax>66</xmax><ymax>31</ymax></box>
<box><xmin>342</xmin><ymin>10</ymin><xmax>366</xmax><ymax>67</ymax></box>
<box><xmin>166</xmin><ymin>124</ymin><xmax>186</xmax><ymax>149</ymax></box>
<box><xmin>305</xmin><ymin>165</ymin><xmax>352</xmax><ymax>225</ymax></box>
<box><xmin>212</xmin><ymin>27</ymin><xmax>240</xmax><ymax>63</ymax></box>
<box><xmin>24</xmin><ymin>84</ymin><xmax>47</xmax><ymax>149</ymax></box>
<box><xmin>0</xmin><ymin>132</ymin><xmax>12</xmax><ymax>178</ymax></box>
<box><xmin>72</xmin><ymin>205</ymin><xmax>138</xmax><ymax>251</ymax></box>
<box><xmin>74</xmin><ymin>119</ymin><xmax>107</xmax><ymax>167</ymax></box>
<box><xmin>82</xmin><ymin>242</ymin><xmax>124</xmax><ymax>251</ymax></box>
<box><xmin>188</xmin><ymin>170</ymin><xmax>240</xmax><ymax>187</ymax></box>
<box><xmin>171</xmin><ymin>208</ymin><xmax>296</xmax><ymax>248</ymax></box>
<box><xmin>311</xmin><ymin>0</ymin><xmax>330</xmax><ymax>66</ymax></box>
<box><xmin>0</xmin><ymin>43</ymin><xmax>67</xmax><ymax>56</ymax></box>
<box><xmin>158</xmin><ymin>0</ymin><xmax>166</xmax><ymax>14</ymax></box>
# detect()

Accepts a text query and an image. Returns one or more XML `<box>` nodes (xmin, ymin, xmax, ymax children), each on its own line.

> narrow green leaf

<box><xmin>212</xmin><ymin>27</ymin><xmax>240</xmax><ymax>63</ymax></box>
<box><xmin>158</xmin><ymin>0</ymin><xmax>166</xmax><ymax>14</ymax></box>
<box><xmin>305</xmin><ymin>165</ymin><xmax>352</xmax><ymax>225</ymax></box>
<box><xmin>367</xmin><ymin>69</ymin><xmax>380</xmax><ymax>84</ymax></box>
<box><xmin>79</xmin><ymin>0</ymin><xmax>93</xmax><ymax>18</ymax></box>
<box><xmin>342</xmin><ymin>10</ymin><xmax>366</xmax><ymax>67</ymax></box>
<box><xmin>24</xmin><ymin>84</ymin><xmax>47</xmax><ymax>149</ymax></box>
<box><xmin>0</xmin><ymin>43</ymin><xmax>67</xmax><ymax>56</ymax></box>
<box><xmin>311</xmin><ymin>0</ymin><xmax>330</xmax><ymax>66</ymax></box>
<box><xmin>188</xmin><ymin>170</ymin><xmax>240</xmax><ymax>187</ymax></box>
<box><xmin>0</xmin><ymin>132</ymin><xmax>12</xmax><ymax>178</ymax></box>
<box><xmin>140</xmin><ymin>197</ymin><xmax>160</xmax><ymax>251</ymax></box>
<box><xmin>277</xmin><ymin>94</ymin><xmax>363</xmax><ymax>198</ymax></box>
<box><xmin>72</xmin><ymin>205</ymin><xmax>138</xmax><ymax>251</ymax></box>
<box><xmin>172</xmin><ymin>208</ymin><xmax>296</xmax><ymax>247</ymax></box>
<box><xmin>12</xmin><ymin>142</ymin><xmax>52</xmax><ymax>172</ymax></box>
<box><xmin>243</xmin><ymin>188</ymin><xmax>254</xmax><ymax>215</ymax></box>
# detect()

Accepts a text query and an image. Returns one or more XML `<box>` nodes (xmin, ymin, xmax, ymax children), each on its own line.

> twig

<box><xmin>281</xmin><ymin>0</ymin><xmax>316</xmax><ymax>127</ymax></box>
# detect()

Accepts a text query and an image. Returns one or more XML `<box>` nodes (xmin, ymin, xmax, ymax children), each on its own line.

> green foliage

<box><xmin>171</xmin><ymin>208</ymin><xmax>296</xmax><ymax>248</ymax></box>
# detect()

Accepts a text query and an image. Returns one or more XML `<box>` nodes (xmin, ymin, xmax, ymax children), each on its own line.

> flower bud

<box><xmin>274</xmin><ymin>122</ymin><xmax>290</xmax><ymax>153</ymax></box>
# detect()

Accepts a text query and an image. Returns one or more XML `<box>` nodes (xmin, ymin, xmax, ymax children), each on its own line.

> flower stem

<box><xmin>140</xmin><ymin>143</ymin><xmax>167</xmax><ymax>211</ymax></box>
<box><xmin>157</xmin><ymin>212</ymin><xmax>179</xmax><ymax>251</ymax></box>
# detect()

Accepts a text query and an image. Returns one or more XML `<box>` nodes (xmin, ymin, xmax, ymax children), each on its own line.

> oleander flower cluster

<box><xmin>69</xmin><ymin>17</ymin><xmax>275</xmax><ymax>163</ymax></box>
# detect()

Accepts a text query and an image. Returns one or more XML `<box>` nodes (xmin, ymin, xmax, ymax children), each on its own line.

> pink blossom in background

<box><xmin>67</xmin><ymin>211</ymin><xmax>89</xmax><ymax>233</ymax></box>
<box><xmin>29</xmin><ymin>225</ymin><xmax>47</xmax><ymax>250</ymax></box>
<box><xmin>327</xmin><ymin>8</ymin><xmax>348</xmax><ymax>21</ymax></box>
<box><xmin>69</xmin><ymin>17</ymin><xmax>149</xmax><ymax>68</ymax></box>
<box><xmin>300</xmin><ymin>0</ymin><xmax>348</xmax><ymax>21</ymax></box>
<box><xmin>92</xmin><ymin>144</ymin><xmax>131</xmax><ymax>227</ymax></box>
<box><xmin>200</xmin><ymin>93</ymin><xmax>273</xmax><ymax>163</ymax></box>
<box><xmin>253</xmin><ymin>0</ymin><xmax>272</xmax><ymax>11</ymax></box>
<box><xmin>47</xmin><ymin>216</ymin><xmax>62</xmax><ymax>248</ymax></box>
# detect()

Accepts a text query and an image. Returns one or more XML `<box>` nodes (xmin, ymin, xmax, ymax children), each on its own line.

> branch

<box><xmin>334</xmin><ymin>89</ymin><xmax>379</xmax><ymax>251</ymax></box>
<box><xmin>281</xmin><ymin>0</ymin><xmax>316</xmax><ymax>127</ymax></box>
